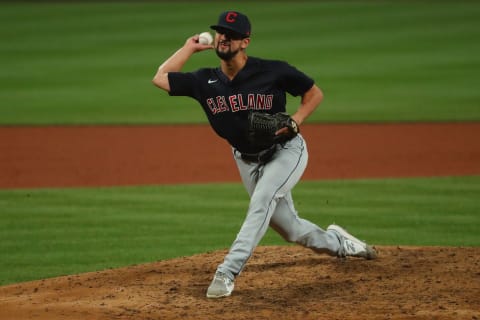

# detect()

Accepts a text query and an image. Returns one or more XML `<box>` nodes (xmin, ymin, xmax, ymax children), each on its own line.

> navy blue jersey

<box><xmin>168</xmin><ymin>56</ymin><xmax>314</xmax><ymax>153</ymax></box>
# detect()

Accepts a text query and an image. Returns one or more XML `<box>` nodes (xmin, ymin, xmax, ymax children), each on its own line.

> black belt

<box><xmin>238</xmin><ymin>144</ymin><xmax>277</xmax><ymax>164</ymax></box>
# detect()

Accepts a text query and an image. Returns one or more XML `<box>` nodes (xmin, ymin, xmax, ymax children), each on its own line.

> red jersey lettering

<box><xmin>229</xmin><ymin>95</ymin><xmax>239</xmax><ymax>112</ymax></box>
<box><xmin>216</xmin><ymin>96</ymin><xmax>228</xmax><ymax>112</ymax></box>
<box><xmin>206</xmin><ymin>98</ymin><xmax>219</xmax><ymax>114</ymax></box>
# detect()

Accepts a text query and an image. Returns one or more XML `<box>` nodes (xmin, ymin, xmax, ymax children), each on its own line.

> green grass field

<box><xmin>1</xmin><ymin>1</ymin><xmax>479</xmax><ymax>287</ymax></box>
<box><xmin>1</xmin><ymin>177</ymin><xmax>479</xmax><ymax>285</ymax></box>
<box><xmin>1</xmin><ymin>1</ymin><xmax>479</xmax><ymax>124</ymax></box>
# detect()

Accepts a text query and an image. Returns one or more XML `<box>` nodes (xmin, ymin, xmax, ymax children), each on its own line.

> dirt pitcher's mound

<box><xmin>0</xmin><ymin>246</ymin><xmax>478</xmax><ymax>320</ymax></box>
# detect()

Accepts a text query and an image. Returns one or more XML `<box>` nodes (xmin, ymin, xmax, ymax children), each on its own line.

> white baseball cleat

<box><xmin>327</xmin><ymin>224</ymin><xmax>377</xmax><ymax>260</ymax></box>
<box><xmin>206</xmin><ymin>272</ymin><xmax>235</xmax><ymax>298</ymax></box>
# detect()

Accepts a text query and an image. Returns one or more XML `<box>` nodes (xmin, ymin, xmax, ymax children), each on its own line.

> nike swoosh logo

<box><xmin>208</xmin><ymin>79</ymin><xmax>218</xmax><ymax>84</ymax></box>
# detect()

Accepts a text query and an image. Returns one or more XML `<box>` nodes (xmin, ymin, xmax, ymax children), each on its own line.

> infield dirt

<box><xmin>0</xmin><ymin>123</ymin><xmax>479</xmax><ymax>319</ymax></box>
<box><xmin>0</xmin><ymin>246</ymin><xmax>478</xmax><ymax>320</ymax></box>
<box><xmin>1</xmin><ymin>122</ymin><xmax>480</xmax><ymax>188</ymax></box>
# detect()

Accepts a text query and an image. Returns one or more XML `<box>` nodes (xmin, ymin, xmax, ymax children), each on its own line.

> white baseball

<box><xmin>198</xmin><ymin>32</ymin><xmax>213</xmax><ymax>45</ymax></box>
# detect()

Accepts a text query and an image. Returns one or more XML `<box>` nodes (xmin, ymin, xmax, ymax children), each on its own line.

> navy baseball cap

<box><xmin>210</xmin><ymin>11</ymin><xmax>251</xmax><ymax>38</ymax></box>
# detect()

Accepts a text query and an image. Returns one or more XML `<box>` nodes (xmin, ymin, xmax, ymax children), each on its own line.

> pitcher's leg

<box><xmin>217</xmin><ymin>136</ymin><xmax>308</xmax><ymax>279</ymax></box>
<box><xmin>217</xmin><ymin>189</ymin><xmax>279</xmax><ymax>278</ymax></box>
<box><xmin>270</xmin><ymin>193</ymin><xmax>340</xmax><ymax>255</ymax></box>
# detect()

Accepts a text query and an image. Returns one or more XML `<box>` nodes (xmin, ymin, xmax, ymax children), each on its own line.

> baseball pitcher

<box><xmin>152</xmin><ymin>10</ymin><xmax>377</xmax><ymax>298</ymax></box>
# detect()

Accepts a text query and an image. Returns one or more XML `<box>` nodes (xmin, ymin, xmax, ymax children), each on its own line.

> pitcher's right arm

<box><xmin>152</xmin><ymin>35</ymin><xmax>213</xmax><ymax>92</ymax></box>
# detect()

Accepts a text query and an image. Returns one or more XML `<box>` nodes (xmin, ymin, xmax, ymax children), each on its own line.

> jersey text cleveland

<box><xmin>206</xmin><ymin>94</ymin><xmax>274</xmax><ymax>114</ymax></box>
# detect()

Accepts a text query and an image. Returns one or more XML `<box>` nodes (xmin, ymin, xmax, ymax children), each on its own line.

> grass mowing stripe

<box><xmin>295</xmin><ymin>177</ymin><xmax>479</xmax><ymax>246</ymax></box>
<box><xmin>1</xmin><ymin>176</ymin><xmax>479</xmax><ymax>285</ymax></box>
<box><xmin>1</xmin><ymin>2</ymin><xmax>479</xmax><ymax>124</ymax></box>
<box><xmin>0</xmin><ymin>184</ymin><xmax>246</xmax><ymax>284</ymax></box>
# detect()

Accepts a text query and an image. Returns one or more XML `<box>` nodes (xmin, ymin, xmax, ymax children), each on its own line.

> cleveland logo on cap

<box><xmin>225</xmin><ymin>12</ymin><xmax>238</xmax><ymax>23</ymax></box>
<box><xmin>210</xmin><ymin>10</ymin><xmax>251</xmax><ymax>37</ymax></box>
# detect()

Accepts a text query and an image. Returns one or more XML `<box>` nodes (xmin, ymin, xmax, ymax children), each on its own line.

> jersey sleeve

<box><xmin>277</xmin><ymin>62</ymin><xmax>315</xmax><ymax>97</ymax></box>
<box><xmin>167</xmin><ymin>72</ymin><xmax>196</xmax><ymax>97</ymax></box>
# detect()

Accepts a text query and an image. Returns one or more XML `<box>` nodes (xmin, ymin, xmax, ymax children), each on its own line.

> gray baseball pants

<box><xmin>217</xmin><ymin>134</ymin><xmax>341</xmax><ymax>280</ymax></box>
